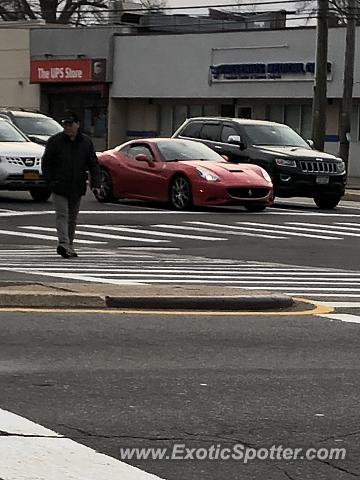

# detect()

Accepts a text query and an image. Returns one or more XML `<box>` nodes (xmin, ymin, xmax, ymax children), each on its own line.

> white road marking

<box><xmin>318</xmin><ymin>313</ymin><xmax>360</xmax><ymax>324</ymax></box>
<box><xmin>234</xmin><ymin>222</ymin><xmax>341</xmax><ymax>240</ymax></box>
<box><xmin>79</xmin><ymin>224</ymin><xmax>228</xmax><ymax>241</ymax></box>
<box><xmin>21</xmin><ymin>226</ymin><xmax>169</xmax><ymax>244</ymax></box>
<box><xmin>2</xmin><ymin>247</ymin><xmax>360</xmax><ymax>301</ymax></box>
<box><xmin>287</xmin><ymin>222</ymin><xmax>360</xmax><ymax>236</ymax></box>
<box><xmin>0</xmin><ymin>408</ymin><xmax>164</xmax><ymax>480</ymax></box>
<box><xmin>266</xmin><ymin>211</ymin><xmax>360</xmax><ymax>216</ymax></box>
<box><xmin>316</xmin><ymin>302</ymin><xmax>360</xmax><ymax>307</ymax></box>
<box><xmin>336</xmin><ymin>222</ymin><xmax>360</xmax><ymax>227</ymax></box>
<box><xmin>0</xmin><ymin>229</ymin><xmax>104</xmax><ymax>244</ymax></box>
<box><xmin>184</xmin><ymin>220</ymin><xmax>340</xmax><ymax>240</ymax></box>
<box><xmin>153</xmin><ymin>223</ymin><xmax>285</xmax><ymax>239</ymax></box>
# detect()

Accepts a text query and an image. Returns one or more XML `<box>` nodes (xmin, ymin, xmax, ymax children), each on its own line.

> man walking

<box><xmin>42</xmin><ymin>111</ymin><xmax>101</xmax><ymax>258</ymax></box>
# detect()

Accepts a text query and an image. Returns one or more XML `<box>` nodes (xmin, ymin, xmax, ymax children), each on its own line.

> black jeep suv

<box><xmin>172</xmin><ymin>117</ymin><xmax>346</xmax><ymax>209</ymax></box>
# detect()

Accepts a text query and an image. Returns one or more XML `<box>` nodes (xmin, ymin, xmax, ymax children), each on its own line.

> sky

<box><xmin>162</xmin><ymin>0</ymin><xmax>316</xmax><ymax>26</ymax></box>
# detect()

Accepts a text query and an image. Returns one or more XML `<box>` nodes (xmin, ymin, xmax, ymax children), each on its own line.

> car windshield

<box><xmin>157</xmin><ymin>140</ymin><xmax>224</xmax><ymax>162</ymax></box>
<box><xmin>14</xmin><ymin>116</ymin><xmax>63</xmax><ymax>136</ymax></box>
<box><xmin>0</xmin><ymin>121</ymin><xmax>27</xmax><ymax>142</ymax></box>
<box><xmin>242</xmin><ymin>124</ymin><xmax>310</xmax><ymax>148</ymax></box>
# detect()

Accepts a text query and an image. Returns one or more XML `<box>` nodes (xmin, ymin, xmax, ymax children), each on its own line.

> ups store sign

<box><xmin>30</xmin><ymin>58</ymin><xmax>106</xmax><ymax>83</ymax></box>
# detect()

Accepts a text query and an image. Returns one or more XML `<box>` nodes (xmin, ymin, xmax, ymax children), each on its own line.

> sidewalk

<box><xmin>344</xmin><ymin>176</ymin><xmax>360</xmax><ymax>201</ymax></box>
<box><xmin>0</xmin><ymin>282</ymin><xmax>296</xmax><ymax>311</ymax></box>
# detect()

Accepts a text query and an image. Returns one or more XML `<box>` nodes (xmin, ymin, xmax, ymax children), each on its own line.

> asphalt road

<box><xmin>0</xmin><ymin>190</ymin><xmax>359</xmax><ymax>269</ymax></box>
<box><xmin>0</xmin><ymin>190</ymin><xmax>360</xmax><ymax>309</ymax></box>
<box><xmin>1</xmin><ymin>191</ymin><xmax>360</xmax><ymax>479</ymax></box>
<box><xmin>0</xmin><ymin>309</ymin><xmax>359</xmax><ymax>480</ymax></box>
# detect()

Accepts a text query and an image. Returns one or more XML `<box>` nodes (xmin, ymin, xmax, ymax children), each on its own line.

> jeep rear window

<box><xmin>0</xmin><ymin>121</ymin><xmax>27</xmax><ymax>142</ymax></box>
<box><xmin>181</xmin><ymin>122</ymin><xmax>201</xmax><ymax>138</ymax></box>
<box><xmin>243</xmin><ymin>124</ymin><xmax>309</xmax><ymax>147</ymax></box>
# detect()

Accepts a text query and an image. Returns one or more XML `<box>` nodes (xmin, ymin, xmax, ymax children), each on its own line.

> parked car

<box><xmin>0</xmin><ymin>117</ymin><xmax>51</xmax><ymax>201</ymax></box>
<box><xmin>172</xmin><ymin>117</ymin><xmax>346</xmax><ymax>209</ymax></box>
<box><xmin>94</xmin><ymin>138</ymin><xmax>273</xmax><ymax>211</ymax></box>
<box><xmin>0</xmin><ymin>108</ymin><xmax>62</xmax><ymax>145</ymax></box>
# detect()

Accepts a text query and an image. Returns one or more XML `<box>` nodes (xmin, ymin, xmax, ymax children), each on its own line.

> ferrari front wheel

<box><xmin>169</xmin><ymin>176</ymin><xmax>193</xmax><ymax>210</ymax></box>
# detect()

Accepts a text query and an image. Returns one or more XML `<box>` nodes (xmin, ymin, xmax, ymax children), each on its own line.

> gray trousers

<box><xmin>52</xmin><ymin>193</ymin><xmax>81</xmax><ymax>248</ymax></box>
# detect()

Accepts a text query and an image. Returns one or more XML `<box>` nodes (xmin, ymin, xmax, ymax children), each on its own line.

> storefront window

<box><xmin>203</xmin><ymin>104</ymin><xmax>219</xmax><ymax>116</ymax></box>
<box><xmin>300</xmin><ymin>104</ymin><xmax>312</xmax><ymax>140</ymax></box>
<box><xmin>284</xmin><ymin>105</ymin><xmax>301</xmax><ymax>133</ymax></box>
<box><xmin>173</xmin><ymin>105</ymin><xmax>188</xmax><ymax>130</ymax></box>
<box><xmin>189</xmin><ymin>104</ymin><xmax>203</xmax><ymax>117</ymax></box>
<box><xmin>267</xmin><ymin>104</ymin><xmax>284</xmax><ymax>123</ymax></box>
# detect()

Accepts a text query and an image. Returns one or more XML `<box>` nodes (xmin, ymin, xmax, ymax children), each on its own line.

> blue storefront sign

<box><xmin>209</xmin><ymin>61</ymin><xmax>332</xmax><ymax>84</ymax></box>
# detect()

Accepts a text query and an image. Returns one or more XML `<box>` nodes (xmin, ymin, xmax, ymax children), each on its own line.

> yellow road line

<box><xmin>0</xmin><ymin>298</ymin><xmax>334</xmax><ymax>316</ymax></box>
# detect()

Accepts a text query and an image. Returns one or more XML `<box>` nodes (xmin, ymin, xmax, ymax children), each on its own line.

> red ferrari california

<box><xmin>94</xmin><ymin>138</ymin><xmax>273</xmax><ymax>211</ymax></box>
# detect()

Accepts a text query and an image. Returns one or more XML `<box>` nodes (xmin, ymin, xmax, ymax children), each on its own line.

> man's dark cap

<box><xmin>61</xmin><ymin>111</ymin><xmax>80</xmax><ymax>124</ymax></box>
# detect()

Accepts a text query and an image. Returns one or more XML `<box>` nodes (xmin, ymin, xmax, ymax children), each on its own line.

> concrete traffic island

<box><xmin>0</xmin><ymin>282</ymin><xmax>298</xmax><ymax>311</ymax></box>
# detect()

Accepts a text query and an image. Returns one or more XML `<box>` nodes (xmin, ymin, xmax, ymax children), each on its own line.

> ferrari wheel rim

<box><xmin>171</xmin><ymin>177</ymin><xmax>191</xmax><ymax>209</ymax></box>
<box><xmin>99</xmin><ymin>170</ymin><xmax>111</xmax><ymax>200</ymax></box>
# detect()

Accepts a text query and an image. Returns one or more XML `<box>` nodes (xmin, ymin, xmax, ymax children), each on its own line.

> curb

<box><xmin>0</xmin><ymin>293</ymin><xmax>294</xmax><ymax>311</ymax></box>
<box><xmin>344</xmin><ymin>191</ymin><xmax>360</xmax><ymax>202</ymax></box>
<box><xmin>105</xmin><ymin>295</ymin><xmax>294</xmax><ymax>311</ymax></box>
<box><xmin>0</xmin><ymin>293</ymin><xmax>106</xmax><ymax>309</ymax></box>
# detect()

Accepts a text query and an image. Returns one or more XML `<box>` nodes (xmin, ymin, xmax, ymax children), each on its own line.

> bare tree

<box><xmin>0</xmin><ymin>0</ymin><xmax>109</xmax><ymax>24</ymax></box>
<box><xmin>296</xmin><ymin>0</ymin><xmax>360</xmax><ymax>24</ymax></box>
<box><xmin>139</xmin><ymin>0</ymin><xmax>167</xmax><ymax>12</ymax></box>
<box><xmin>0</xmin><ymin>0</ymin><xmax>167</xmax><ymax>24</ymax></box>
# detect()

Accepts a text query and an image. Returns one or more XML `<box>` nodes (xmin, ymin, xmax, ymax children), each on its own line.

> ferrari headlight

<box><xmin>336</xmin><ymin>159</ymin><xmax>346</xmax><ymax>173</ymax></box>
<box><xmin>275</xmin><ymin>158</ymin><xmax>297</xmax><ymax>167</ymax></box>
<box><xmin>196</xmin><ymin>167</ymin><xmax>220</xmax><ymax>182</ymax></box>
<box><xmin>260</xmin><ymin>168</ymin><xmax>272</xmax><ymax>183</ymax></box>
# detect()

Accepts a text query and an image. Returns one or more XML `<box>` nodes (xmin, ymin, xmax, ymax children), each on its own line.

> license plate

<box><xmin>23</xmin><ymin>170</ymin><xmax>40</xmax><ymax>180</ymax></box>
<box><xmin>316</xmin><ymin>175</ymin><xmax>329</xmax><ymax>185</ymax></box>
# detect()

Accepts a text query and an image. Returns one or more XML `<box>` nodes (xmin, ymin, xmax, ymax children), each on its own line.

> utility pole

<box><xmin>311</xmin><ymin>0</ymin><xmax>329</xmax><ymax>151</ymax></box>
<box><xmin>338</xmin><ymin>0</ymin><xmax>357</xmax><ymax>172</ymax></box>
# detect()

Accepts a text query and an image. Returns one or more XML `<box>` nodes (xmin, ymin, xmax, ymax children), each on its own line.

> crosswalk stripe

<box><xmin>1</xmin><ymin>247</ymin><xmax>360</xmax><ymax>301</ymax></box>
<box><xmin>0</xmin><ymin>229</ymin><xmax>104</xmax><ymax>244</ymax></box>
<box><xmin>234</xmin><ymin>222</ymin><xmax>342</xmax><ymax>240</ymax></box>
<box><xmin>21</xmin><ymin>226</ymin><xmax>169</xmax><ymax>244</ymax></box>
<box><xmin>319</xmin><ymin>313</ymin><xmax>360</xmax><ymax>323</ymax></box>
<box><xmin>0</xmin><ymin>407</ymin><xmax>164</xmax><ymax>480</ymax></box>
<box><xmin>336</xmin><ymin>222</ymin><xmax>360</xmax><ymax>228</ymax></box>
<box><xmin>78</xmin><ymin>224</ymin><xmax>228</xmax><ymax>241</ymax></box>
<box><xmin>287</xmin><ymin>222</ymin><xmax>360</xmax><ymax>236</ymax></box>
<box><xmin>153</xmin><ymin>223</ymin><xmax>285</xmax><ymax>239</ymax></box>
<box><xmin>187</xmin><ymin>221</ymin><xmax>341</xmax><ymax>240</ymax></box>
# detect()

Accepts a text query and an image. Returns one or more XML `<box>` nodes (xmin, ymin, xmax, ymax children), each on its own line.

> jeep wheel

<box><xmin>29</xmin><ymin>187</ymin><xmax>51</xmax><ymax>202</ymax></box>
<box><xmin>313</xmin><ymin>193</ymin><xmax>342</xmax><ymax>209</ymax></box>
<box><xmin>245</xmin><ymin>204</ymin><xmax>267</xmax><ymax>212</ymax></box>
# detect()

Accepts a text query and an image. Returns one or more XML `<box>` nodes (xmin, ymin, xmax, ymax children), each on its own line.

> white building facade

<box><xmin>109</xmin><ymin>26</ymin><xmax>360</xmax><ymax>177</ymax></box>
<box><xmin>28</xmin><ymin>24</ymin><xmax>360</xmax><ymax>177</ymax></box>
<box><xmin>0</xmin><ymin>26</ymin><xmax>40</xmax><ymax>109</ymax></box>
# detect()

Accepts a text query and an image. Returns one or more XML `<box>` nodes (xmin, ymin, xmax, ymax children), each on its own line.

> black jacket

<box><xmin>42</xmin><ymin>131</ymin><xmax>101</xmax><ymax>198</ymax></box>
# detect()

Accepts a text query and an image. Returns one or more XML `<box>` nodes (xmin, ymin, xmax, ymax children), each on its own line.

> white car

<box><xmin>0</xmin><ymin>117</ymin><xmax>51</xmax><ymax>201</ymax></box>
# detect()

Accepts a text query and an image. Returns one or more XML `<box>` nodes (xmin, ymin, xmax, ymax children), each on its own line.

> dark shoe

<box><xmin>68</xmin><ymin>246</ymin><xmax>78</xmax><ymax>258</ymax></box>
<box><xmin>57</xmin><ymin>245</ymin><xmax>70</xmax><ymax>259</ymax></box>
